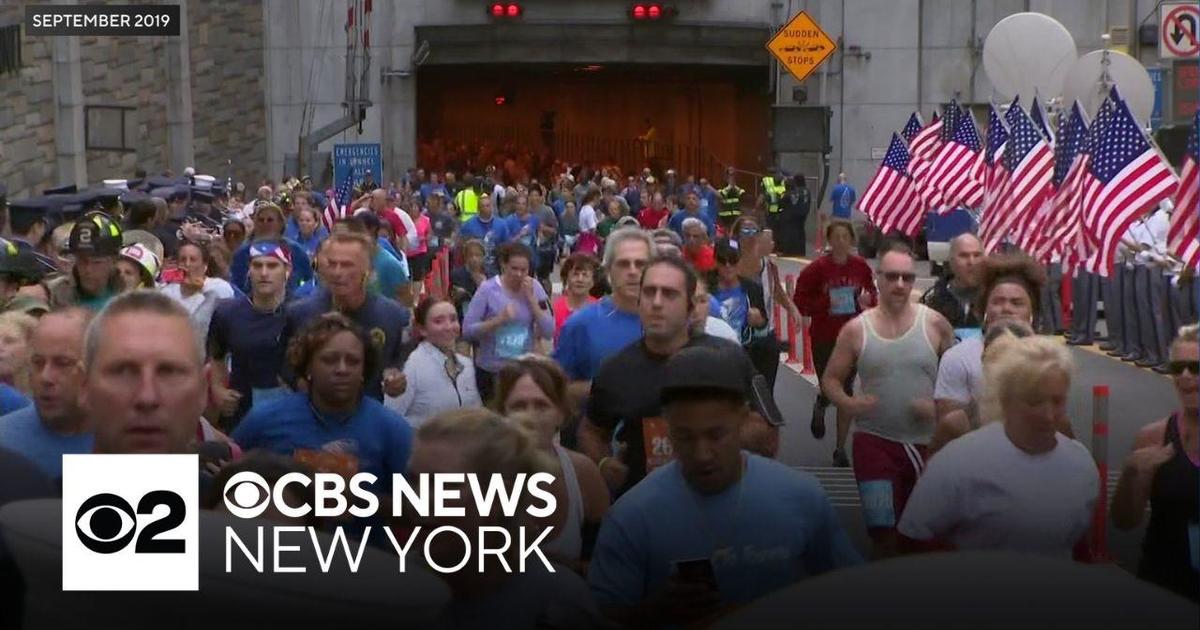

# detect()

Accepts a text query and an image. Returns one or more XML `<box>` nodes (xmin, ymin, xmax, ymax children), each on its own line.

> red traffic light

<box><xmin>630</xmin><ymin>4</ymin><xmax>671</xmax><ymax>20</ymax></box>
<box><xmin>494</xmin><ymin>95</ymin><xmax>508</xmax><ymax>105</ymax></box>
<box><xmin>489</xmin><ymin>3</ymin><xmax>522</xmax><ymax>18</ymax></box>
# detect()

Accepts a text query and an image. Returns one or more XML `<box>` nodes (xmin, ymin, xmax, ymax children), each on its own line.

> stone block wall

<box><xmin>189</xmin><ymin>0</ymin><xmax>267</xmax><ymax>186</ymax></box>
<box><xmin>0</xmin><ymin>1</ymin><xmax>267</xmax><ymax>198</ymax></box>
<box><xmin>0</xmin><ymin>4</ymin><xmax>57</xmax><ymax>198</ymax></box>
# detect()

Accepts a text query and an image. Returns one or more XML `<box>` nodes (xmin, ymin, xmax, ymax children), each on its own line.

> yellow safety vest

<box><xmin>718</xmin><ymin>185</ymin><xmax>744</xmax><ymax>217</ymax></box>
<box><xmin>762</xmin><ymin>177</ymin><xmax>786</xmax><ymax>214</ymax></box>
<box><xmin>455</xmin><ymin>189</ymin><xmax>479</xmax><ymax>221</ymax></box>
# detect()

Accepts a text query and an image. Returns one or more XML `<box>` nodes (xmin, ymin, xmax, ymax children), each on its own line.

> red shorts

<box><xmin>851</xmin><ymin>432</ymin><xmax>927</xmax><ymax>533</ymax></box>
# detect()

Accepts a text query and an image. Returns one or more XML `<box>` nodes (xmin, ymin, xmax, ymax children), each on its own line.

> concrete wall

<box><xmin>0</xmin><ymin>0</ymin><xmax>266</xmax><ymax>199</ymax></box>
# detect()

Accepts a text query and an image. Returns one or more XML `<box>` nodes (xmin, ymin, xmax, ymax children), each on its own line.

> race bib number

<box><xmin>495</xmin><ymin>321</ymin><xmax>531</xmax><ymax>359</ymax></box>
<box><xmin>859</xmin><ymin>480</ymin><xmax>896</xmax><ymax>529</ymax></box>
<box><xmin>828</xmin><ymin>286</ymin><xmax>857</xmax><ymax>316</ymax></box>
<box><xmin>294</xmin><ymin>449</ymin><xmax>360</xmax><ymax>478</ymax></box>
<box><xmin>641</xmin><ymin>417</ymin><xmax>673</xmax><ymax>473</ymax></box>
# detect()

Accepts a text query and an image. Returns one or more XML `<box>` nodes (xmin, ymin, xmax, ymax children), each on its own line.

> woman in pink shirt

<box><xmin>405</xmin><ymin>197</ymin><xmax>433</xmax><ymax>283</ymax></box>
<box><xmin>552</xmin><ymin>253</ymin><xmax>599</xmax><ymax>345</ymax></box>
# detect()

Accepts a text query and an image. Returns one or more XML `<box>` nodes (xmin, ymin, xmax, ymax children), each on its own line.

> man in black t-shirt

<box><xmin>580</xmin><ymin>256</ymin><xmax>782</xmax><ymax>496</ymax></box>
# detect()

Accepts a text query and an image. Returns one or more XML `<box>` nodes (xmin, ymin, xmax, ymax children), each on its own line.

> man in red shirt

<box><xmin>681</xmin><ymin>217</ymin><xmax>715</xmax><ymax>274</ymax></box>
<box><xmin>637</xmin><ymin>191</ymin><xmax>670</xmax><ymax>230</ymax></box>
<box><xmin>793</xmin><ymin>220</ymin><xmax>877</xmax><ymax>466</ymax></box>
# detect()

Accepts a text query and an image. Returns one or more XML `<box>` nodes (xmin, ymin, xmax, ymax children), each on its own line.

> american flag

<box><xmin>975</xmin><ymin>103</ymin><xmax>1009</xmax><ymax>238</ymax></box>
<box><xmin>980</xmin><ymin>103</ymin><xmax>1054</xmax><ymax>254</ymax></box>
<box><xmin>1069</xmin><ymin>94</ymin><xmax>1117</xmax><ymax>271</ymax></box>
<box><xmin>1167</xmin><ymin>110</ymin><xmax>1198</xmax><ymax>271</ymax></box>
<box><xmin>923</xmin><ymin>106</ymin><xmax>984</xmax><ymax>211</ymax></box>
<box><xmin>1016</xmin><ymin>97</ymin><xmax>1060</xmax><ymax>256</ymax></box>
<box><xmin>1030</xmin><ymin>96</ymin><xmax>1055</xmax><ymax>146</ymax></box>
<box><xmin>323</xmin><ymin>168</ymin><xmax>355</xmax><ymax>231</ymax></box>
<box><xmin>909</xmin><ymin>111</ymin><xmax>946</xmax><ymax>213</ymax></box>
<box><xmin>1083</xmin><ymin>96</ymin><xmax>1178</xmax><ymax>276</ymax></box>
<box><xmin>861</xmin><ymin>133</ymin><xmax>925</xmax><ymax>236</ymax></box>
<box><xmin>1036</xmin><ymin>102</ymin><xmax>1090</xmax><ymax>263</ymax></box>
<box><xmin>901</xmin><ymin>112</ymin><xmax>924</xmax><ymax>143</ymax></box>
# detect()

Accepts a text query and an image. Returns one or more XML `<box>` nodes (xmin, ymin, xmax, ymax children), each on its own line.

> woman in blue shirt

<box><xmin>232</xmin><ymin>312</ymin><xmax>413</xmax><ymax>493</ymax></box>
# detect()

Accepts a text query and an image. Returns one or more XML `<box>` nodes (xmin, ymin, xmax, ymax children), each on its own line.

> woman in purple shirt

<box><xmin>462</xmin><ymin>242</ymin><xmax>554</xmax><ymax>403</ymax></box>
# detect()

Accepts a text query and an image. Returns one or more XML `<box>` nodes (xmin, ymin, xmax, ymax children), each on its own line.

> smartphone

<box><xmin>161</xmin><ymin>268</ymin><xmax>186</xmax><ymax>284</ymax></box>
<box><xmin>675</xmin><ymin>558</ymin><xmax>717</xmax><ymax>588</ymax></box>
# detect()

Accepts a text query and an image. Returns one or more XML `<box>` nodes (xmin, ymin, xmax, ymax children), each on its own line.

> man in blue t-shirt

<box><xmin>229</xmin><ymin>202</ymin><xmax>314</xmax><ymax>295</ymax></box>
<box><xmin>0</xmin><ymin>309</ymin><xmax>93</xmax><ymax>480</ymax></box>
<box><xmin>506</xmin><ymin>195</ymin><xmax>541</xmax><ymax>270</ymax></box>
<box><xmin>552</xmin><ymin>230</ymin><xmax>652</xmax><ymax>382</ymax></box>
<box><xmin>0</xmin><ymin>384</ymin><xmax>29</xmax><ymax>416</ymax></box>
<box><xmin>829</xmin><ymin>172</ymin><xmax>857</xmax><ymax>221</ymax></box>
<box><xmin>282</xmin><ymin>232</ymin><xmax>410</xmax><ymax>401</ymax></box>
<box><xmin>667</xmin><ymin>191</ymin><xmax>715</xmax><ymax>240</ymax></box>
<box><xmin>208</xmin><ymin>241</ymin><xmax>293</xmax><ymax>426</ymax></box>
<box><xmin>459</xmin><ymin>194</ymin><xmax>511</xmax><ymax>277</ymax></box>
<box><xmin>588</xmin><ymin>346</ymin><xmax>861</xmax><ymax>627</ymax></box>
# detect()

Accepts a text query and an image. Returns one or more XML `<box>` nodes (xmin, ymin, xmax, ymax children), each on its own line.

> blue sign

<box><xmin>1148</xmin><ymin>67</ymin><xmax>1164</xmax><ymax>130</ymax></box>
<box><xmin>332</xmin><ymin>143</ymin><xmax>382</xmax><ymax>196</ymax></box>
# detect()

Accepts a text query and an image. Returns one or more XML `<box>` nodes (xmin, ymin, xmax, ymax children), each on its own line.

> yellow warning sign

<box><xmin>766</xmin><ymin>11</ymin><xmax>838</xmax><ymax>83</ymax></box>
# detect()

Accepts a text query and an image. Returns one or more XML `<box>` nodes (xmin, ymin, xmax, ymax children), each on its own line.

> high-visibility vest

<box><xmin>718</xmin><ymin>185</ymin><xmax>745</xmax><ymax>217</ymax></box>
<box><xmin>455</xmin><ymin>189</ymin><xmax>479</xmax><ymax>221</ymax></box>
<box><xmin>762</xmin><ymin>177</ymin><xmax>786</xmax><ymax>214</ymax></box>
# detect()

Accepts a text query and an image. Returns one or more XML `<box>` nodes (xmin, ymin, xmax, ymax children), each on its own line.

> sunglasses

<box><xmin>1167</xmin><ymin>361</ymin><xmax>1199</xmax><ymax>376</ymax></box>
<box><xmin>879</xmin><ymin>271</ymin><xmax>917</xmax><ymax>284</ymax></box>
<box><xmin>739</xmin><ymin>227</ymin><xmax>760</xmax><ymax>237</ymax></box>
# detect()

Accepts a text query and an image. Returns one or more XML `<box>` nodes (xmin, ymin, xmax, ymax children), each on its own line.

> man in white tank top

<box><xmin>821</xmin><ymin>242</ymin><xmax>955</xmax><ymax>559</ymax></box>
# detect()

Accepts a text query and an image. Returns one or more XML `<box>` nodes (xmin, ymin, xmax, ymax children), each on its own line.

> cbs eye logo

<box><xmin>74</xmin><ymin>490</ymin><xmax>186</xmax><ymax>554</ymax></box>
<box><xmin>222</xmin><ymin>471</ymin><xmax>273</xmax><ymax>519</ymax></box>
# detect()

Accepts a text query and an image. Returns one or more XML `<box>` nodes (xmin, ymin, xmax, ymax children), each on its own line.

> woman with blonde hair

<box><xmin>1112</xmin><ymin>324</ymin><xmax>1199</xmax><ymax>601</ymax></box>
<box><xmin>898</xmin><ymin>332</ymin><xmax>1099</xmax><ymax>556</ymax></box>
<box><xmin>407</xmin><ymin>408</ymin><xmax>602</xmax><ymax>628</ymax></box>
<box><xmin>0</xmin><ymin>311</ymin><xmax>36</xmax><ymax>404</ymax></box>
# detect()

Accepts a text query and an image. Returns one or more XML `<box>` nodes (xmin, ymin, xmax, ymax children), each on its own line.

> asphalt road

<box><xmin>770</xmin><ymin>255</ymin><xmax>1182</xmax><ymax>569</ymax></box>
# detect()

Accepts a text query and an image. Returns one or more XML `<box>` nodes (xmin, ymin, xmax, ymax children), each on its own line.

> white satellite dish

<box><xmin>1061</xmin><ymin>49</ymin><xmax>1156</xmax><ymax>126</ymax></box>
<box><xmin>984</xmin><ymin>13</ymin><xmax>1077</xmax><ymax>105</ymax></box>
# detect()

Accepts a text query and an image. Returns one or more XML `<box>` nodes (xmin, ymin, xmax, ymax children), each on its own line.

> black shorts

<box><xmin>812</xmin><ymin>339</ymin><xmax>854</xmax><ymax>399</ymax></box>
<box><xmin>408</xmin><ymin>252</ymin><xmax>431</xmax><ymax>282</ymax></box>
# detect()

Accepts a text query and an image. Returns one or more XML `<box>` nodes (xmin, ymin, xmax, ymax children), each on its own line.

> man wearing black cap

<box><xmin>588</xmin><ymin>344</ymin><xmax>861</xmax><ymax>627</ymax></box>
<box><xmin>4</xmin><ymin>198</ymin><xmax>51</xmax><ymax>258</ymax></box>
<box><xmin>0</xmin><ymin>237</ymin><xmax>55</xmax><ymax>315</ymax></box>
<box><xmin>579</xmin><ymin>256</ymin><xmax>781</xmax><ymax>498</ymax></box>
<box><xmin>21</xmin><ymin>212</ymin><xmax>124</xmax><ymax>311</ymax></box>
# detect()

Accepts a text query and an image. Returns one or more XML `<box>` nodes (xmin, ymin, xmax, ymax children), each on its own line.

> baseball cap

<box><xmin>660</xmin><ymin>346</ymin><xmax>750</xmax><ymax>405</ymax></box>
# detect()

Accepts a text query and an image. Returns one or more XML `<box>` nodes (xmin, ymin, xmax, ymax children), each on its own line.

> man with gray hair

<box><xmin>554</xmin><ymin>228</ymin><xmax>655</xmax><ymax>386</ymax></box>
<box><xmin>81</xmin><ymin>291</ymin><xmax>210</xmax><ymax>455</ymax></box>
<box><xmin>651</xmin><ymin>229</ymin><xmax>682</xmax><ymax>258</ymax></box>
<box><xmin>920</xmin><ymin>233</ymin><xmax>984</xmax><ymax>334</ymax></box>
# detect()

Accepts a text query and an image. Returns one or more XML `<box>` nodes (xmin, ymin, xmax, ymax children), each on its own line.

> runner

<box><xmin>711</xmin><ymin>238</ymin><xmax>771</xmax><ymax>371</ymax></box>
<box><xmin>83</xmin><ymin>292</ymin><xmax>212</xmax><ymax>455</ymax></box>
<box><xmin>458</xmin><ymin>193</ymin><xmax>510</xmax><ymax>276</ymax></box>
<box><xmin>588</xmin><ymin>345</ymin><xmax>859</xmax><ymax>627</ymax></box>
<box><xmin>233</xmin><ymin>313</ymin><xmax>413</xmax><ymax>494</ymax></box>
<box><xmin>408</xmin><ymin>408</ymin><xmax>602</xmax><ymax>628</ymax></box>
<box><xmin>553</xmin><ymin>228</ymin><xmax>654</xmax><ymax>385</ymax></box>
<box><xmin>228</xmin><ymin>201</ymin><xmax>314</xmax><ymax>295</ymax></box>
<box><xmin>920</xmin><ymin>233</ymin><xmax>984</xmax><ymax>333</ymax></box>
<box><xmin>1112</xmin><ymin>324</ymin><xmax>1199</xmax><ymax>601</ymax></box>
<box><xmin>579</xmin><ymin>255</ymin><xmax>780</xmax><ymax>496</ymax></box>
<box><xmin>681</xmin><ymin>218</ymin><xmax>716</xmax><ymax>274</ymax></box>
<box><xmin>821</xmin><ymin>240</ymin><xmax>954</xmax><ymax>557</ymax></box>
<box><xmin>282</xmin><ymin>231</ymin><xmax>409</xmax><ymax>402</ymax></box>
<box><xmin>0</xmin><ymin>309</ymin><xmax>92</xmax><ymax>479</ymax></box>
<box><xmin>450</xmin><ymin>239</ymin><xmax>487</xmax><ymax>320</ymax></box>
<box><xmin>898</xmin><ymin>333</ymin><xmax>1098</xmax><ymax>557</ymax></box>
<box><xmin>159</xmin><ymin>240</ymin><xmax>236</xmax><ymax>349</ymax></box>
<box><xmin>930</xmin><ymin>254</ymin><xmax>1074</xmax><ymax>453</ymax></box>
<box><xmin>387</xmin><ymin>297</ymin><xmax>482</xmax><ymax>427</ymax></box>
<box><xmin>552</xmin><ymin>253</ymin><xmax>598</xmax><ymax>344</ymax></box>
<box><xmin>793</xmin><ymin>220</ymin><xmax>877</xmax><ymax>464</ymax></box>
<box><xmin>207</xmin><ymin>241</ymin><xmax>292</xmax><ymax>428</ymax></box>
<box><xmin>493</xmin><ymin>356</ymin><xmax>609</xmax><ymax>569</ymax></box>
<box><xmin>691</xmin><ymin>278</ymin><xmax>739</xmax><ymax>342</ymax></box>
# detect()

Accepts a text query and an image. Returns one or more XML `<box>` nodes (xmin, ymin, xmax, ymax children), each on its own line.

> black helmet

<box><xmin>0</xmin><ymin>237</ymin><xmax>55</xmax><ymax>283</ymax></box>
<box><xmin>68</xmin><ymin>211</ymin><xmax>123</xmax><ymax>256</ymax></box>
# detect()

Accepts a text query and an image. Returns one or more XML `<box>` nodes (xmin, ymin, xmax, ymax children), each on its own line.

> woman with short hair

<box><xmin>552</xmin><ymin>253</ymin><xmax>598</xmax><ymax>344</ymax></box>
<box><xmin>898</xmin><ymin>332</ymin><xmax>1099</xmax><ymax>557</ymax></box>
